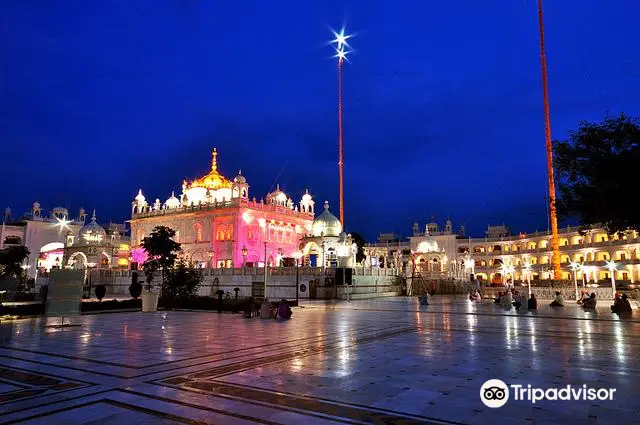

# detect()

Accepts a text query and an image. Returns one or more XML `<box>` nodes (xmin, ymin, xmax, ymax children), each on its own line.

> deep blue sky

<box><xmin>1</xmin><ymin>1</ymin><xmax>639</xmax><ymax>240</ymax></box>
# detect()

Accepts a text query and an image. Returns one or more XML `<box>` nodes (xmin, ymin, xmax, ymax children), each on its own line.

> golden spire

<box><xmin>211</xmin><ymin>148</ymin><xmax>218</xmax><ymax>171</ymax></box>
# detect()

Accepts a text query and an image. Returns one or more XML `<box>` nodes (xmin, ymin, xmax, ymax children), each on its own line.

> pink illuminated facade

<box><xmin>129</xmin><ymin>148</ymin><xmax>315</xmax><ymax>268</ymax></box>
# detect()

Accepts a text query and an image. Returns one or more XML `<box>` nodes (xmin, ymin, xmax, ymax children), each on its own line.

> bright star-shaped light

<box><xmin>335</xmin><ymin>47</ymin><xmax>348</xmax><ymax>61</ymax></box>
<box><xmin>54</xmin><ymin>216</ymin><xmax>71</xmax><ymax>230</ymax></box>
<box><xmin>605</xmin><ymin>260</ymin><xmax>617</xmax><ymax>271</ymax></box>
<box><xmin>331</xmin><ymin>28</ymin><xmax>352</xmax><ymax>49</ymax></box>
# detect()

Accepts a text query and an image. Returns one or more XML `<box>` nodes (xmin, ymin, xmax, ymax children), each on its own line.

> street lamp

<box><xmin>292</xmin><ymin>250</ymin><xmax>303</xmax><ymax>305</ymax></box>
<box><xmin>569</xmin><ymin>261</ymin><xmax>581</xmax><ymax>300</ymax></box>
<box><xmin>241</xmin><ymin>245</ymin><xmax>248</xmax><ymax>269</ymax></box>
<box><xmin>605</xmin><ymin>260</ymin><xmax>617</xmax><ymax>295</ymax></box>
<box><xmin>207</xmin><ymin>249</ymin><xmax>214</xmax><ymax>269</ymax></box>
<box><xmin>523</xmin><ymin>262</ymin><xmax>532</xmax><ymax>298</ymax></box>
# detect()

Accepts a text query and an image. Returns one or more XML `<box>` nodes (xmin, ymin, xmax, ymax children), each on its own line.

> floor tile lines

<box><xmin>0</xmin><ymin>323</ymin><xmax>409</xmax><ymax>383</ymax></box>
<box><xmin>0</xmin><ymin>322</ymin><xmax>390</xmax><ymax>372</ymax></box>
<box><xmin>115</xmin><ymin>388</ymin><xmax>306</xmax><ymax>425</ymax></box>
<box><xmin>0</xmin><ymin>387</ymin><xmax>114</xmax><ymax>419</ymax></box>
<box><xmin>175</xmin><ymin>379</ymin><xmax>469</xmax><ymax>425</ymax></box>
<box><xmin>412</xmin><ymin>324</ymin><xmax>640</xmax><ymax>346</ymax></box>
<box><xmin>312</xmin><ymin>304</ymin><xmax>640</xmax><ymax>324</ymax></box>
<box><xmin>0</xmin><ymin>365</ymin><xmax>96</xmax><ymax>409</ymax></box>
<box><xmin>155</xmin><ymin>380</ymin><xmax>463</xmax><ymax>425</ymax></box>
<box><xmin>157</xmin><ymin>327</ymin><xmax>418</xmax><ymax>383</ymax></box>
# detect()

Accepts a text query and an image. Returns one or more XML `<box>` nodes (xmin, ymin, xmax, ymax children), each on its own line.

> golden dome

<box><xmin>189</xmin><ymin>148</ymin><xmax>232</xmax><ymax>190</ymax></box>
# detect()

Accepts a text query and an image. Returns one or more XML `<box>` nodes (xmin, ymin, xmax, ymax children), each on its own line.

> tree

<box><xmin>0</xmin><ymin>246</ymin><xmax>30</xmax><ymax>279</ymax></box>
<box><xmin>163</xmin><ymin>260</ymin><xmax>203</xmax><ymax>302</ymax></box>
<box><xmin>554</xmin><ymin>113</ymin><xmax>640</xmax><ymax>236</ymax></box>
<box><xmin>140</xmin><ymin>226</ymin><xmax>181</xmax><ymax>290</ymax></box>
<box><xmin>349</xmin><ymin>232</ymin><xmax>367</xmax><ymax>264</ymax></box>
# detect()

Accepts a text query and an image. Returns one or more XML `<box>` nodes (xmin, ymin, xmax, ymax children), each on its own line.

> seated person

<box><xmin>469</xmin><ymin>290</ymin><xmax>481</xmax><ymax>302</ymax></box>
<box><xmin>621</xmin><ymin>294</ymin><xmax>633</xmax><ymax>313</ymax></box>
<box><xmin>501</xmin><ymin>290</ymin><xmax>513</xmax><ymax>307</ymax></box>
<box><xmin>243</xmin><ymin>297</ymin><xmax>257</xmax><ymax>318</ymax></box>
<box><xmin>527</xmin><ymin>293</ymin><xmax>538</xmax><ymax>310</ymax></box>
<box><xmin>577</xmin><ymin>290</ymin><xmax>590</xmax><ymax>305</ymax></box>
<box><xmin>582</xmin><ymin>293</ymin><xmax>597</xmax><ymax>309</ymax></box>
<box><xmin>276</xmin><ymin>299</ymin><xmax>292</xmax><ymax>320</ymax></box>
<box><xmin>420</xmin><ymin>292</ymin><xmax>431</xmax><ymax>305</ymax></box>
<box><xmin>512</xmin><ymin>291</ymin><xmax>522</xmax><ymax>309</ymax></box>
<box><xmin>550</xmin><ymin>291</ymin><xmax>565</xmax><ymax>307</ymax></box>
<box><xmin>611</xmin><ymin>293</ymin><xmax>632</xmax><ymax>314</ymax></box>
<box><xmin>494</xmin><ymin>291</ymin><xmax>503</xmax><ymax>304</ymax></box>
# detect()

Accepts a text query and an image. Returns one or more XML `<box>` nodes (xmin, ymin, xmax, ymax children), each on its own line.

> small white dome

<box><xmin>266</xmin><ymin>184</ymin><xmax>288</xmax><ymax>206</ymax></box>
<box><xmin>79</xmin><ymin>210</ymin><xmax>106</xmax><ymax>245</ymax></box>
<box><xmin>234</xmin><ymin>170</ymin><xmax>246</xmax><ymax>184</ymax></box>
<box><xmin>164</xmin><ymin>191</ymin><xmax>181</xmax><ymax>209</ymax></box>
<box><xmin>134</xmin><ymin>189</ymin><xmax>146</xmax><ymax>204</ymax></box>
<box><xmin>301</xmin><ymin>189</ymin><xmax>312</xmax><ymax>202</ymax></box>
<box><xmin>312</xmin><ymin>201</ymin><xmax>342</xmax><ymax>237</ymax></box>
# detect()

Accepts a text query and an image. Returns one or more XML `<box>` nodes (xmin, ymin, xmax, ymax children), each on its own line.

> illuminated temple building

<box><xmin>129</xmin><ymin>148</ymin><xmax>320</xmax><ymax>268</ymax></box>
<box><xmin>0</xmin><ymin>203</ymin><xmax>129</xmax><ymax>278</ymax></box>
<box><xmin>365</xmin><ymin>219</ymin><xmax>640</xmax><ymax>285</ymax></box>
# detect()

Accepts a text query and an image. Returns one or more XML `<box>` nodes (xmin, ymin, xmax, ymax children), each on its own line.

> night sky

<box><xmin>1</xmin><ymin>1</ymin><xmax>639</xmax><ymax>241</ymax></box>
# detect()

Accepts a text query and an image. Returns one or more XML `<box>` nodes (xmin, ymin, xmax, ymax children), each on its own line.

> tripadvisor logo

<box><xmin>480</xmin><ymin>379</ymin><xmax>616</xmax><ymax>408</ymax></box>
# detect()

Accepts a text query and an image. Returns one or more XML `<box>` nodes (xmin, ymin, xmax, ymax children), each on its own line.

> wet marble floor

<box><xmin>0</xmin><ymin>296</ymin><xmax>638</xmax><ymax>424</ymax></box>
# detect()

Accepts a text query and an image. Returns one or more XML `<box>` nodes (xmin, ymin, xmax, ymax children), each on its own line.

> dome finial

<box><xmin>324</xmin><ymin>200</ymin><xmax>329</xmax><ymax>210</ymax></box>
<box><xmin>211</xmin><ymin>147</ymin><xmax>218</xmax><ymax>171</ymax></box>
<box><xmin>91</xmin><ymin>209</ymin><xmax>97</xmax><ymax>222</ymax></box>
<box><xmin>238</xmin><ymin>169</ymin><xmax>242</xmax><ymax>175</ymax></box>
<box><xmin>276</xmin><ymin>183</ymin><xmax>280</xmax><ymax>191</ymax></box>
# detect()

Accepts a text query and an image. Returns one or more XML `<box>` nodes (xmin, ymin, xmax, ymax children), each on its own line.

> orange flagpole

<box><xmin>537</xmin><ymin>0</ymin><xmax>561</xmax><ymax>280</ymax></box>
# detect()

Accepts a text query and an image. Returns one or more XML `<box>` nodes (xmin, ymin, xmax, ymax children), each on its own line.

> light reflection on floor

<box><xmin>0</xmin><ymin>295</ymin><xmax>638</xmax><ymax>424</ymax></box>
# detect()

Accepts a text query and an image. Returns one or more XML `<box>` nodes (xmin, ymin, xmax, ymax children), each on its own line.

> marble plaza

<box><xmin>0</xmin><ymin>297</ymin><xmax>639</xmax><ymax>424</ymax></box>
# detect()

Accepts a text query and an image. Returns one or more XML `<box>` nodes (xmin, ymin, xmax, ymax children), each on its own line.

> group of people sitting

<box><xmin>611</xmin><ymin>293</ymin><xmax>633</xmax><ymax>314</ymax></box>
<box><xmin>243</xmin><ymin>297</ymin><xmax>293</xmax><ymax>320</ymax></box>
<box><xmin>492</xmin><ymin>289</ymin><xmax>526</xmax><ymax>309</ymax></box>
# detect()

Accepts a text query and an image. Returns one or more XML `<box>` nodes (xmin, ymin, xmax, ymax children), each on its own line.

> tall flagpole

<box><xmin>330</xmin><ymin>27</ymin><xmax>352</xmax><ymax>229</ymax></box>
<box><xmin>338</xmin><ymin>55</ymin><xmax>345</xmax><ymax>228</ymax></box>
<box><xmin>537</xmin><ymin>0</ymin><xmax>561</xmax><ymax>280</ymax></box>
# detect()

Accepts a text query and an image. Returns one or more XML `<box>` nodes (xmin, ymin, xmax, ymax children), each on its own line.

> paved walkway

<box><xmin>0</xmin><ymin>296</ymin><xmax>638</xmax><ymax>424</ymax></box>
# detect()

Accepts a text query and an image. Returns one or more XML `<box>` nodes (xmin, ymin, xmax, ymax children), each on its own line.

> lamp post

<box><xmin>292</xmin><ymin>250</ymin><xmax>302</xmax><ymax>305</ymax></box>
<box><xmin>241</xmin><ymin>245</ymin><xmax>248</xmax><ymax>271</ymax></box>
<box><xmin>523</xmin><ymin>262</ymin><xmax>532</xmax><ymax>298</ymax></box>
<box><xmin>207</xmin><ymin>249</ymin><xmax>214</xmax><ymax>269</ymax></box>
<box><xmin>263</xmin><ymin>241</ymin><xmax>268</xmax><ymax>299</ymax></box>
<box><xmin>569</xmin><ymin>261</ymin><xmax>581</xmax><ymax>300</ymax></box>
<box><xmin>605</xmin><ymin>260</ymin><xmax>617</xmax><ymax>296</ymax></box>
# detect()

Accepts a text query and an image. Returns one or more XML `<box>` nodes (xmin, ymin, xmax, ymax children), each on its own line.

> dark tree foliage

<box><xmin>349</xmin><ymin>232</ymin><xmax>367</xmax><ymax>264</ymax></box>
<box><xmin>554</xmin><ymin>113</ymin><xmax>640</xmax><ymax>235</ymax></box>
<box><xmin>140</xmin><ymin>226</ymin><xmax>181</xmax><ymax>289</ymax></box>
<box><xmin>0</xmin><ymin>246</ymin><xmax>30</xmax><ymax>279</ymax></box>
<box><xmin>163</xmin><ymin>260</ymin><xmax>203</xmax><ymax>301</ymax></box>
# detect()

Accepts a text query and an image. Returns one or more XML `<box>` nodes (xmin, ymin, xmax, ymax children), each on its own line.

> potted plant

<box><xmin>139</xmin><ymin>226</ymin><xmax>181</xmax><ymax>313</ymax></box>
<box><xmin>141</xmin><ymin>259</ymin><xmax>160</xmax><ymax>312</ymax></box>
